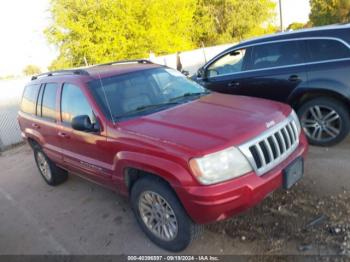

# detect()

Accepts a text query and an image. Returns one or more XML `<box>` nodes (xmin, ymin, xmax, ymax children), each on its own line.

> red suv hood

<box><xmin>119</xmin><ymin>93</ymin><xmax>292</xmax><ymax>155</ymax></box>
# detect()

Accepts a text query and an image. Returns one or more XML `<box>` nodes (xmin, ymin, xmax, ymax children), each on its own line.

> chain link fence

<box><xmin>0</xmin><ymin>78</ymin><xmax>28</xmax><ymax>151</ymax></box>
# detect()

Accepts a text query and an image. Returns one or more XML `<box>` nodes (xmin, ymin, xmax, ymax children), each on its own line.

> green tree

<box><xmin>309</xmin><ymin>0</ymin><xmax>350</xmax><ymax>26</ymax></box>
<box><xmin>193</xmin><ymin>0</ymin><xmax>276</xmax><ymax>45</ymax></box>
<box><xmin>287</xmin><ymin>22</ymin><xmax>306</xmax><ymax>31</ymax></box>
<box><xmin>46</xmin><ymin>0</ymin><xmax>197</xmax><ymax>70</ymax></box>
<box><xmin>23</xmin><ymin>65</ymin><xmax>41</xmax><ymax>76</ymax></box>
<box><xmin>46</xmin><ymin>0</ymin><xmax>276</xmax><ymax>70</ymax></box>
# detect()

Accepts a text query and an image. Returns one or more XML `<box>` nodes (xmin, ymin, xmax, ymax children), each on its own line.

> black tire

<box><xmin>33</xmin><ymin>147</ymin><xmax>68</xmax><ymax>186</ymax></box>
<box><xmin>130</xmin><ymin>177</ymin><xmax>203</xmax><ymax>252</ymax></box>
<box><xmin>297</xmin><ymin>97</ymin><xmax>350</xmax><ymax>146</ymax></box>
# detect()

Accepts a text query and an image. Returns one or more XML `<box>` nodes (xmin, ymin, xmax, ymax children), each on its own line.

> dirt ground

<box><xmin>0</xmin><ymin>140</ymin><xmax>349</xmax><ymax>256</ymax></box>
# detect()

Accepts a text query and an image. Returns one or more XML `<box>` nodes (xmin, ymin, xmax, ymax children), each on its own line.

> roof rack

<box><xmin>96</xmin><ymin>59</ymin><xmax>153</xmax><ymax>67</ymax></box>
<box><xmin>31</xmin><ymin>69</ymin><xmax>89</xmax><ymax>80</ymax></box>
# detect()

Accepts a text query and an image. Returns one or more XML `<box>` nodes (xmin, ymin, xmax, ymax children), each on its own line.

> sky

<box><xmin>0</xmin><ymin>0</ymin><xmax>311</xmax><ymax>77</ymax></box>
<box><xmin>274</xmin><ymin>0</ymin><xmax>311</xmax><ymax>29</ymax></box>
<box><xmin>0</xmin><ymin>0</ymin><xmax>57</xmax><ymax>76</ymax></box>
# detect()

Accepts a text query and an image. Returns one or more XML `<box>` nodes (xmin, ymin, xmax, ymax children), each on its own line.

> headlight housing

<box><xmin>290</xmin><ymin>110</ymin><xmax>301</xmax><ymax>135</ymax></box>
<box><xmin>189</xmin><ymin>147</ymin><xmax>252</xmax><ymax>185</ymax></box>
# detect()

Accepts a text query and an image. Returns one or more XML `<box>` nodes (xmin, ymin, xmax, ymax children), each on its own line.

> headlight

<box><xmin>290</xmin><ymin>110</ymin><xmax>301</xmax><ymax>135</ymax></box>
<box><xmin>189</xmin><ymin>147</ymin><xmax>252</xmax><ymax>185</ymax></box>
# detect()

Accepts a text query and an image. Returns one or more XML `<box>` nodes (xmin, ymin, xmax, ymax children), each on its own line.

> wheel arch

<box><xmin>289</xmin><ymin>88</ymin><xmax>350</xmax><ymax>111</ymax></box>
<box><xmin>113</xmin><ymin>151</ymin><xmax>194</xmax><ymax>196</ymax></box>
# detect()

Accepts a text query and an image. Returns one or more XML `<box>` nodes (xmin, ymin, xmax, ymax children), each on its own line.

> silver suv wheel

<box><xmin>36</xmin><ymin>151</ymin><xmax>52</xmax><ymax>181</ymax></box>
<box><xmin>138</xmin><ymin>191</ymin><xmax>178</xmax><ymax>241</ymax></box>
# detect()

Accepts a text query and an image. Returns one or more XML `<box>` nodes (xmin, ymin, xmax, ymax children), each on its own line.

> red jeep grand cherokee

<box><xmin>18</xmin><ymin>60</ymin><xmax>308</xmax><ymax>251</ymax></box>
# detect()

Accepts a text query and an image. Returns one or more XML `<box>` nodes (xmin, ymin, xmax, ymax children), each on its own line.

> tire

<box><xmin>297</xmin><ymin>97</ymin><xmax>350</xmax><ymax>146</ymax></box>
<box><xmin>33</xmin><ymin>147</ymin><xmax>68</xmax><ymax>186</ymax></box>
<box><xmin>130</xmin><ymin>177</ymin><xmax>203</xmax><ymax>252</ymax></box>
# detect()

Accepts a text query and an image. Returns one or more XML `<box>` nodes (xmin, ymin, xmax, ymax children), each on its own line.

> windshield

<box><xmin>88</xmin><ymin>67</ymin><xmax>209</xmax><ymax>121</ymax></box>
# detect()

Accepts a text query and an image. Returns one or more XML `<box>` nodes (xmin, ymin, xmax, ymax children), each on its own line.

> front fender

<box><xmin>113</xmin><ymin>151</ymin><xmax>195</xmax><ymax>195</ymax></box>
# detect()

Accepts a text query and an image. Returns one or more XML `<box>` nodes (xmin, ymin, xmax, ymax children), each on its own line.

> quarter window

<box><xmin>20</xmin><ymin>84</ymin><xmax>40</xmax><ymax>115</ymax></box>
<box><xmin>306</xmin><ymin>39</ymin><xmax>350</xmax><ymax>62</ymax></box>
<box><xmin>41</xmin><ymin>83</ymin><xmax>58</xmax><ymax>120</ymax></box>
<box><xmin>207</xmin><ymin>49</ymin><xmax>247</xmax><ymax>77</ymax></box>
<box><xmin>249</xmin><ymin>41</ymin><xmax>304</xmax><ymax>70</ymax></box>
<box><xmin>61</xmin><ymin>83</ymin><xmax>94</xmax><ymax>124</ymax></box>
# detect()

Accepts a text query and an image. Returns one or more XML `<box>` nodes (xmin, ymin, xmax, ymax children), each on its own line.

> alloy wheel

<box><xmin>301</xmin><ymin>105</ymin><xmax>342</xmax><ymax>142</ymax></box>
<box><xmin>138</xmin><ymin>191</ymin><xmax>178</xmax><ymax>241</ymax></box>
<box><xmin>37</xmin><ymin>151</ymin><xmax>52</xmax><ymax>181</ymax></box>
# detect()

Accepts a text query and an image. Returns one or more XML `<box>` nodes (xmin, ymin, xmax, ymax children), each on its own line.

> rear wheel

<box><xmin>297</xmin><ymin>98</ymin><xmax>350</xmax><ymax>146</ymax></box>
<box><xmin>130</xmin><ymin>177</ymin><xmax>203</xmax><ymax>252</ymax></box>
<box><xmin>33</xmin><ymin>147</ymin><xmax>68</xmax><ymax>186</ymax></box>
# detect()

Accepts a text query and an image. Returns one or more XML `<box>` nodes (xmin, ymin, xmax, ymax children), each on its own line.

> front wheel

<box><xmin>297</xmin><ymin>98</ymin><xmax>350</xmax><ymax>146</ymax></box>
<box><xmin>130</xmin><ymin>177</ymin><xmax>203</xmax><ymax>252</ymax></box>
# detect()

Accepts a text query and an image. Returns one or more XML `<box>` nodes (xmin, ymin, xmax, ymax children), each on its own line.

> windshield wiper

<box><xmin>169</xmin><ymin>91</ymin><xmax>210</xmax><ymax>102</ymax></box>
<box><xmin>114</xmin><ymin>102</ymin><xmax>180</xmax><ymax>119</ymax></box>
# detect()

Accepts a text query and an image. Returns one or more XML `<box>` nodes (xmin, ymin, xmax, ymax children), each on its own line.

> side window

<box><xmin>20</xmin><ymin>84</ymin><xmax>40</xmax><ymax>115</ymax></box>
<box><xmin>61</xmin><ymin>83</ymin><xmax>94</xmax><ymax>124</ymax></box>
<box><xmin>249</xmin><ymin>41</ymin><xmax>304</xmax><ymax>70</ymax></box>
<box><xmin>306</xmin><ymin>39</ymin><xmax>350</xmax><ymax>62</ymax></box>
<box><xmin>207</xmin><ymin>49</ymin><xmax>247</xmax><ymax>77</ymax></box>
<box><xmin>42</xmin><ymin>83</ymin><xmax>58</xmax><ymax>120</ymax></box>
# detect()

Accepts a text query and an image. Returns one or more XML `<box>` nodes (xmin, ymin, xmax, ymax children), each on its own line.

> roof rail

<box><xmin>31</xmin><ymin>69</ymin><xmax>89</xmax><ymax>80</ymax></box>
<box><xmin>96</xmin><ymin>59</ymin><xmax>153</xmax><ymax>67</ymax></box>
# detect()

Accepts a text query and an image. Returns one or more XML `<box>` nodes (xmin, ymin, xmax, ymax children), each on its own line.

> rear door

<box><xmin>236</xmin><ymin>40</ymin><xmax>308</xmax><ymax>103</ymax></box>
<box><xmin>304</xmin><ymin>38</ymin><xmax>350</xmax><ymax>90</ymax></box>
<box><xmin>35</xmin><ymin>83</ymin><xmax>63</xmax><ymax>164</ymax></box>
<box><xmin>58</xmin><ymin>83</ymin><xmax>110</xmax><ymax>187</ymax></box>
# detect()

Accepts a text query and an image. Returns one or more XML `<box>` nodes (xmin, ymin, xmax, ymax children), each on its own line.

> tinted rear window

<box><xmin>248</xmin><ymin>41</ymin><xmax>304</xmax><ymax>70</ymax></box>
<box><xmin>21</xmin><ymin>84</ymin><xmax>40</xmax><ymax>114</ymax></box>
<box><xmin>306</xmin><ymin>39</ymin><xmax>350</xmax><ymax>62</ymax></box>
<box><xmin>41</xmin><ymin>83</ymin><xmax>58</xmax><ymax>120</ymax></box>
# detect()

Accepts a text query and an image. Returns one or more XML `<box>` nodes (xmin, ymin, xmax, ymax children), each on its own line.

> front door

<box><xmin>200</xmin><ymin>47</ymin><xmax>251</xmax><ymax>95</ymax></box>
<box><xmin>58</xmin><ymin>83</ymin><xmax>111</xmax><ymax>187</ymax></box>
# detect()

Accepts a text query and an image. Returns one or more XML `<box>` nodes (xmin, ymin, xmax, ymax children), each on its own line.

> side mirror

<box><xmin>197</xmin><ymin>68</ymin><xmax>206</xmax><ymax>79</ymax></box>
<box><xmin>181</xmin><ymin>70</ymin><xmax>190</xmax><ymax>77</ymax></box>
<box><xmin>71</xmin><ymin>115</ymin><xmax>97</xmax><ymax>132</ymax></box>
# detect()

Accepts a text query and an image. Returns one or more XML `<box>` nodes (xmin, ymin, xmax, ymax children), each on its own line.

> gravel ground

<box><xmin>0</xmin><ymin>139</ymin><xmax>349</xmax><ymax>256</ymax></box>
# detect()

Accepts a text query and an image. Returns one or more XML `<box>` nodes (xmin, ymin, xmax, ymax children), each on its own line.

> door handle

<box><xmin>58</xmin><ymin>132</ymin><xmax>70</xmax><ymax>139</ymax></box>
<box><xmin>32</xmin><ymin>123</ymin><xmax>40</xmax><ymax>129</ymax></box>
<box><xmin>227</xmin><ymin>81</ymin><xmax>240</xmax><ymax>87</ymax></box>
<box><xmin>288</xmin><ymin>75</ymin><xmax>300</xmax><ymax>82</ymax></box>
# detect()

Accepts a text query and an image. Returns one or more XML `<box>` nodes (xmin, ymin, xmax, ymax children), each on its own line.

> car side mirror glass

<box><xmin>72</xmin><ymin>115</ymin><xmax>97</xmax><ymax>132</ymax></box>
<box><xmin>181</xmin><ymin>70</ymin><xmax>190</xmax><ymax>77</ymax></box>
<box><xmin>197</xmin><ymin>68</ymin><xmax>206</xmax><ymax>79</ymax></box>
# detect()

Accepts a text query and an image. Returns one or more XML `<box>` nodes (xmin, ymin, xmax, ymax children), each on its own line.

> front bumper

<box><xmin>177</xmin><ymin>132</ymin><xmax>308</xmax><ymax>224</ymax></box>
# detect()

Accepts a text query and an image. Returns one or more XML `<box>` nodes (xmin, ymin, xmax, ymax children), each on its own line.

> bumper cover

<box><xmin>177</xmin><ymin>133</ymin><xmax>308</xmax><ymax>224</ymax></box>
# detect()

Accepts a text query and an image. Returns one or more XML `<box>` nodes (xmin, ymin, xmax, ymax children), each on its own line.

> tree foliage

<box><xmin>309</xmin><ymin>0</ymin><xmax>350</xmax><ymax>26</ymax></box>
<box><xmin>46</xmin><ymin>0</ymin><xmax>276</xmax><ymax>70</ymax></box>
<box><xmin>286</xmin><ymin>22</ymin><xmax>306</xmax><ymax>31</ymax></box>
<box><xmin>23</xmin><ymin>65</ymin><xmax>41</xmax><ymax>76</ymax></box>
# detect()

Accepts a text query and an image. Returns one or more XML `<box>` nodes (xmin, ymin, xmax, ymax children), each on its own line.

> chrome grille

<box><xmin>239</xmin><ymin>115</ymin><xmax>300</xmax><ymax>176</ymax></box>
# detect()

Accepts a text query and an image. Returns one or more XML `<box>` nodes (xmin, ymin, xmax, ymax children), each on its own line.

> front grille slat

<box><xmin>239</xmin><ymin>117</ymin><xmax>300</xmax><ymax>176</ymax></box>
<box><xmin>287</xmin><ymin>124</ymin><xmax>295</xmax><ymax>143</ymax></box>
<box><xmin>271</xmin><ymin>134</ymin><xmax>281</xmax><ymax>157</ymax></box>
<box><xmin>277</xmin><ymin>130</ymin><xmax>287</xmax><ymax>153</ymax></box>
<box><xmin>264</xmin><ymin>139</ymin><xmax>274</xmax><ymax>162</ymax></box>
<box><xmin>255</xmin><ymin>143</ymin><xmax>266</xmax><ymax>167</ymax></box>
